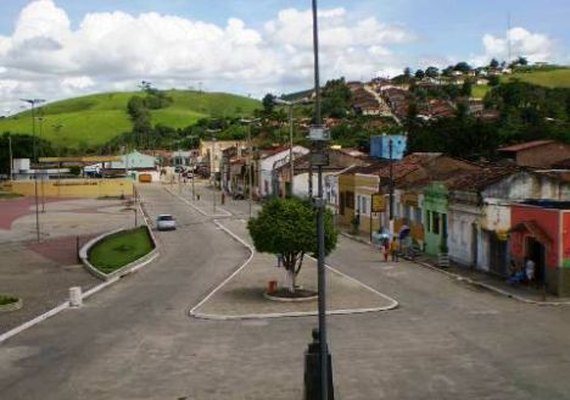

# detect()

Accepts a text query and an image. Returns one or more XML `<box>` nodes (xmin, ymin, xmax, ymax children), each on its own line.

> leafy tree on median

<box><xmin>248</xmin><ymin>198</ymin><xmax>338</xmax><ymax>293</ymax></box>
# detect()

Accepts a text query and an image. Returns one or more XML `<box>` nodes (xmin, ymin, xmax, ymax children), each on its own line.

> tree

<box><xmin>262</xmin><ymin>93</ymin><xmax>276</xmax><ymax>115</ymax></box>
<box><xmin>415</xmin><ymin>69</ymin><xmax>425</xmax><ymax>80</ymax></box>
<box><xmin>442</xmin><ymin>65</ymin><xmax>454</xmax><ymax>77</ymax></box>
<box><xmin>454</xmin><ymin>62</ymin><xmax>472</xmax><ymax>74</ymax></box>
<box><xmin>489</xmin><ymin>58</ymin><xmax>499</xmax><ymax>69</ymax></box>
<box><xmin>461</xmin><ymin>78</ymin><xmax>473</xmax><ymax>97</ymax></box>
<box><xmin>425</xmin><ymin>66</ymin><xmax>439</xmax><ymax>79</ymax></box>
<box><xmin>248</xmin><ymin>198</ymin><xmax>338</xmax><ymax>293</ymax></box>
<box><xmin>403</xmin><ymin>67</ymin><xmax>412</xmax><ymax>78</ymax></box>
<box><xmin>321</xmin><ymin>77</ymin><xmax>352</xmax><ymax>118</ymax></box>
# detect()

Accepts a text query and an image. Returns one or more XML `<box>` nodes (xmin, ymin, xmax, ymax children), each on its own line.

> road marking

<box><xmin>189</xmin><ymin>220</ymin><xmax>399</xmax><ymax>320</ymax></box>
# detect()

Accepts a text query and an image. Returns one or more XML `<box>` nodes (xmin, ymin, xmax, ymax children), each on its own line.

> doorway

<box><xmin>526</xmin><ymin>237</ymin><xmax>546</xmax><ymax>284</ymax></box>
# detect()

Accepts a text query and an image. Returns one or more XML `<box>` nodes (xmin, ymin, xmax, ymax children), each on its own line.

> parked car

<box><xmin>156</xmin><ymin>214</ymin><xmax>176</xmax><ymax>231</ymax></box>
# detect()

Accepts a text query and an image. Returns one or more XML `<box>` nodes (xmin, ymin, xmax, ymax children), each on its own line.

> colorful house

<box><xmin>423</xmin><ymin>182</ymin><xmax>449</xmax><ymax>256</ymax></box>
<box><xmin>510</xmin><ymin>200</ymin><xmax>570</xmax><ymax>296</ymax></box>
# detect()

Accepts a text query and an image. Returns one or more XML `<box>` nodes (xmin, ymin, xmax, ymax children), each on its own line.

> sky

<box><xmin>0</xmin><ymin>0</ymin><xmax>568</xmax><ymax>115</ymax></box>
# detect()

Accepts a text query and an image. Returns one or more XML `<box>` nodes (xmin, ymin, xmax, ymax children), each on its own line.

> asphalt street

<box><xmin>1</xmin><ymin>182</ymin><xmax>570</xmax><ymax>400</ymax></box>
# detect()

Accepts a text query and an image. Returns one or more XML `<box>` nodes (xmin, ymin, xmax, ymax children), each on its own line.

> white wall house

<box><xmin>258</xmin><ymin>146</ymin><xmax>309</xmax><ymax>198</ymax></box>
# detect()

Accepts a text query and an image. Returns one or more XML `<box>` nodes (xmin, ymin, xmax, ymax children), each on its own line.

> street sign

<box><xmin>371</xmin><ymin>193</ymin><xmax>385</xmax><ymax>212</ymax></box>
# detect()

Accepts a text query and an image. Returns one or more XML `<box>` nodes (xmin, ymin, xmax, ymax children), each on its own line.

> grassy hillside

<box><xmin>470</xmin><ymin>67</ymin><xmax>570</xmax><ymax>99</ymax></box>
<box><xmin>503</xmin><ymin>68</ymin><xmax>570</xmax><ymax>88</ymax></box>
<box><xmin>0</xmin><ymin>90</ymin><xmax>259</xmax><ymax>148</ymax></box>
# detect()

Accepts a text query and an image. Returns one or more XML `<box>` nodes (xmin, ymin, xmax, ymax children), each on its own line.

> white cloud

<box><xmin>0</xmin><ymin>0</ymin><xmax>416</xmax><ymax>114</ymax></box>
<box><xmin>474</xmin><ymin>27</ymin><xmax>555</xmax><ymax>65</ymax></box>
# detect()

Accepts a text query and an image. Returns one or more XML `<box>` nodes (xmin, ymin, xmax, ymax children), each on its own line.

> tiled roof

<box><xmin>446</xmin><ymin>165</ymin><xmax>522</xmax><ymax>191</ymax></box>
<box><xmin>498</xmin><ymin>140</ymin><xmax>554</xmax><ymax>152</ymax></box>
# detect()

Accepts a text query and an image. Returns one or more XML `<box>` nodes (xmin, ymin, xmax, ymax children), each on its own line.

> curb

<box><xmin>340</xmin><ymin>231</ymin><xmax>570</xmax><ymax>306</ymax></box>
<box><xmin>0</xmin><ymin>197</ymin><xmax>160</xmax><ymax>345</ymax></box>
<box><xmin>79</xmin><ymin>226</ymin><xmax>158</xmax><ymax>281</ymax></box>
<box><xmin>189</xmin><ymin>221</ymin><xmax>399</xmax><ymax>321</ymax></box>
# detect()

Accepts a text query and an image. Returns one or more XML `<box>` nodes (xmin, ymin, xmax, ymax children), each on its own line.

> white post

<box><xmin>69</xmin><ymin>287</ymin><xmax>83</xmax><ymax>307</ymax></box>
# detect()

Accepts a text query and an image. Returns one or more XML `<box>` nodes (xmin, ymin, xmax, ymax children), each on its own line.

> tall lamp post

<box><xmin>308</xmin><ymin>1</ymin><xmax>333</xmax><ymax>399</ymax></box>
<box><xmin>273</xmin><ymin>98</ymin><xmax>309</xmax><ymax>198</ymax></box>
<box><xmin>240</xmin><ymin>118</ymin><xmax>260</xmax><ymax>218</ymax></box>
<box><xmin>21</xmin><ymin>98</ymin><xmax>45</xmax><ymax>242</ymax></box>
<box><xmin>206</xmin><ymin>129</ymin><xmax>221</xmax><ymax>213</ymax></box>
<box><xmin>388</xmin><ymin>138</ymin><xmax>394</xmax><ymax>234</ymax></box>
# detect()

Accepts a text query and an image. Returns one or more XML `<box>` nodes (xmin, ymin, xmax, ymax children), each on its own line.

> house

<box><xmin>257</xmin><ymin>145</ymin><xmax>310</xmax><ymax>198</ymax></box>
<box><xmin>370</xmin><ymin>134</ymin><xmax>407</xmax><ymax>160</ymax></box>
<box><xmin>200</xmin><ymin>140</ymin><xmax>247</xmax><ymax>184</ymax></box>
<box><xmin>510</xmin><ymin>200</ymin><xmax>570</xmax><ymax>296</ymax></box>
<box><xmin>103</xmin><ymin>150</ymin><xmax>159</xmax><ymax>181</ymax></box>
<box><xmin>445</xmin><ymin>168</ymin><xmax>570</xmax><ymax>276</ymax></box>
<box><xmin>498</xmin><ymin>140</ymin><xmax>570</xmax><ymax>168</ymax></box>
<box><xmin>276</xmin><ymin>148</ymin><xmax>369</xmax><ymax>199</ymax></box>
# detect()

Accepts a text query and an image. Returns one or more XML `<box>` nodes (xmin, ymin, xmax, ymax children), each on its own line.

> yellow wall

<box><xmin>338</xmin><ymin>174</ymin><xmax>355</xmax><ymax>226</ymax></box>
<box><xmin>354</xmin><ymin>174</ymin><xmax>381</xmax><ymax>236</ymax></box>
<box><xmin>1</xmin><ymin>179</ymin><xmax>134</xmax><ymax>198</ymax></box>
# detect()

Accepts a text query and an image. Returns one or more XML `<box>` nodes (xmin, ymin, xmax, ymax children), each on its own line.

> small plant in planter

<box><xmin>0</xmin><ymin>294</ymin><xmax>22</xmax><ymax>312</ymax></box>
<box><xmin>0</xmin><ymin>295</ymin><xmax>18</xmax><ymax>306</ymax></box>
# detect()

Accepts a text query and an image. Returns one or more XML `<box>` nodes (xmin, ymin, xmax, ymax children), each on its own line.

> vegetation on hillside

<box><xmin>0</xmin><ymin>90</ymin><xmax>260</xmax><ymax>149</ymax></box>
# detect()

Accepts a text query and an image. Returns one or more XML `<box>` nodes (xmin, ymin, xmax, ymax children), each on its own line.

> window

<box><xmin>404</xmin><ymin>205</ymin><xmax>411</xmax><ymax>221</ymax></box>
<box><xmin>414</xmin><ymin>207</ymin><xmax>422</xmax><ymax>224</ymax></box>
<box><xmin>426</xmin><ymin>211</ymin><xmax>432</xmax><ymax>232</ymax></box>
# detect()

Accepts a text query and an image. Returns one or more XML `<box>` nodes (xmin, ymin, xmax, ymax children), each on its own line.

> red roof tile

<box><xmin>498</xmin><ymin>140</ymin><xmax>554</xmax><ymax>152</ymax></box>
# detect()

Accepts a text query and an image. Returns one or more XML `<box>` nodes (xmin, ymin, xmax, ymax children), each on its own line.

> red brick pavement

<box><xmin>0</xmin><ymin>197</ymin><xmax>61</xmax><ymax>230</ymax></box>
<box><xmin>27</xmin><ymin>234</ymin><xmax>99</xmax><ymax>265</ymax></box>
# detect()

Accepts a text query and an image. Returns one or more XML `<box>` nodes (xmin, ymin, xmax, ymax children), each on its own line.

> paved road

<box><xmin>1</xmin><ymin>183</ymin><xmax>570</xmax><ymax>399</ymax></box>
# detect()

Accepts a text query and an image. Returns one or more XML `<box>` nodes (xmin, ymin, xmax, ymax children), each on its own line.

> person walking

<box><xmin>390</xmin><ymin>238</ymin><xmax>399</xmax><ymax>262</ymax></box>
<box><xmin>525</xmin><ymin>258</ymin><xmax>535</xmax><ymax>283</ymax></box>
<box><xmin>382</xmin><ymin>238</ymin><xmax>389</xmax><ymax>262</ymax></box>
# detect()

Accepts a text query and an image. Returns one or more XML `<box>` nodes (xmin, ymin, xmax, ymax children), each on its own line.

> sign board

<box><xmin>402</xmin><ymin>192</ymin><xmax>418</xmax><ymax>207</ymax></box>
<box><xmin>371</xmin><ymin>193</ymin><xmax>385</xmax><ymax>212</ymax></box>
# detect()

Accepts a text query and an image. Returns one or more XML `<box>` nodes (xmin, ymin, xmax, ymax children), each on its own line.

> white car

<box><xmin>156</xmin><ymin>214</ymin><xmax>176</xmax><ymax>231</ymax></box>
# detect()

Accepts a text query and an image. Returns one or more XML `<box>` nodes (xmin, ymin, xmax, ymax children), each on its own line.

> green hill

<box><xmin>471</xmin><ymin>67</ymin><xmax>570</xmax><ymax>99</ymax></box>
<box><xmin>0</xmin><ymin>90</ymin><xmax>260</xmax><ymax>148</ymax></box>
<box><xmin>503</xmin><ymin>67</ymin><xmax>570</xmax><ymax>88</ymax></box>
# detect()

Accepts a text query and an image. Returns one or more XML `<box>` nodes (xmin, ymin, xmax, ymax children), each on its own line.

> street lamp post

<box><xmin>206</xmin><ymin>129</ymin><xmax>221</xmax><ymax>214</ymax></box>
<box><xmin>21</xmin><ymin>98</ymin><xmax>45</xmax><ymax>242</ymax></box>
<box><xmin>8</xmin><ymin>134</ymin><xmax>13</xmax><ymax>181</ymax></box>
<box><xmin>388</xmin><ymin>138</ymin><xmax>394</xmax><ymax>234</ymax></box>
<box><xmin>273</xmin><ymin>98</ymin><xmax>309</xmax><ymax>198</ymax></box>
<box><xmin>38</xmin><ymin>115</ymin><xmax>46</xmax><ymax>213</ymax></box>
<box><xmin>240</xmin><ymin>118</ymin><xmax>260</xmax><ymax>218</ymax></box>
<box><xmin>306</xmin><ymin>1</ymin><xmax>334</xmax><ymax>399</ymax></box>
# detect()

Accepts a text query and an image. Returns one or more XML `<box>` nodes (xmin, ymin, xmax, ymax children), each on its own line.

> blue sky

<box><xmin>0</xmin><ymin>0</ymin><xmax>568</xmax><ymax>113</ymax></box>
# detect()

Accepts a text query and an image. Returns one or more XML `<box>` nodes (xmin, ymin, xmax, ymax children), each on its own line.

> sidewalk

<box><xmin>340</xmin><ymin>229</ymin><xmax>570</xmax><ymax>305</ymax></box>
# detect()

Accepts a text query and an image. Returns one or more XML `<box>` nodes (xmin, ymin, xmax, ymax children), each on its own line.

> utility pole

<box><xmin>21</xmin><ymin>98</ymin><xmax>45</xmax><ymax>242</ymax></box>
<box><xmin>273</xmin><ymin>98</ymin><xmax>310</xmax><ymax>197</ymax></box>
<box><xmin>38</xmin><ymin>115</ymin><xmax>45</xmax><ymax>213</ymax></box>
<box><xmin>388</xmin><ymin>138</ymin><xmax>394</xmax><ymax>234</ymax></box>
<box><xmin>8</xmin><ymin>134</ymin><xmax>13</xmax><ymax>181</ymax></box>
<box><xmin>307</xmin><ymin>1</ymin><xmax>333</xmax><ymax>399</ymax></box>
<box><xmin>240</xmin><ymin>118</ymin><xmax>260</xmax><ymax>218</ymax></box>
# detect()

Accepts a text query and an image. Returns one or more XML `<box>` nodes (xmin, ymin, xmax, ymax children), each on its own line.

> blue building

<box><xmin>370</xmin><ymin>134</ymin><xmax>407</xmax><ymax>160</ymax></box>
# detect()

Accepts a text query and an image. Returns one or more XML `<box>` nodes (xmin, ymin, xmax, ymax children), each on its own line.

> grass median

<box><xmin>88</xmin><ymin>226</ymin><xmax>154</xmax><ymax>274</ymax></box>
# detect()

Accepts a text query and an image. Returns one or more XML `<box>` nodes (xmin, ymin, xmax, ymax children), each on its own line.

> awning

<box><xmin>509</xmin><ymin>221</ymin><xmax>552</xmax><ymax>245</ymax></box>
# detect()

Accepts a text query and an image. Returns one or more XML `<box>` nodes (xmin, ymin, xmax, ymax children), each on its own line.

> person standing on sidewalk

<box><xmin>390</xmin><ymin>238</ymin><xmax>399</xmax><ymax>262</ymax></box>
<box><xmin>382</xmin><ymin>238</ymin><xmax>389</xmax><ymax>262</ymax></box>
